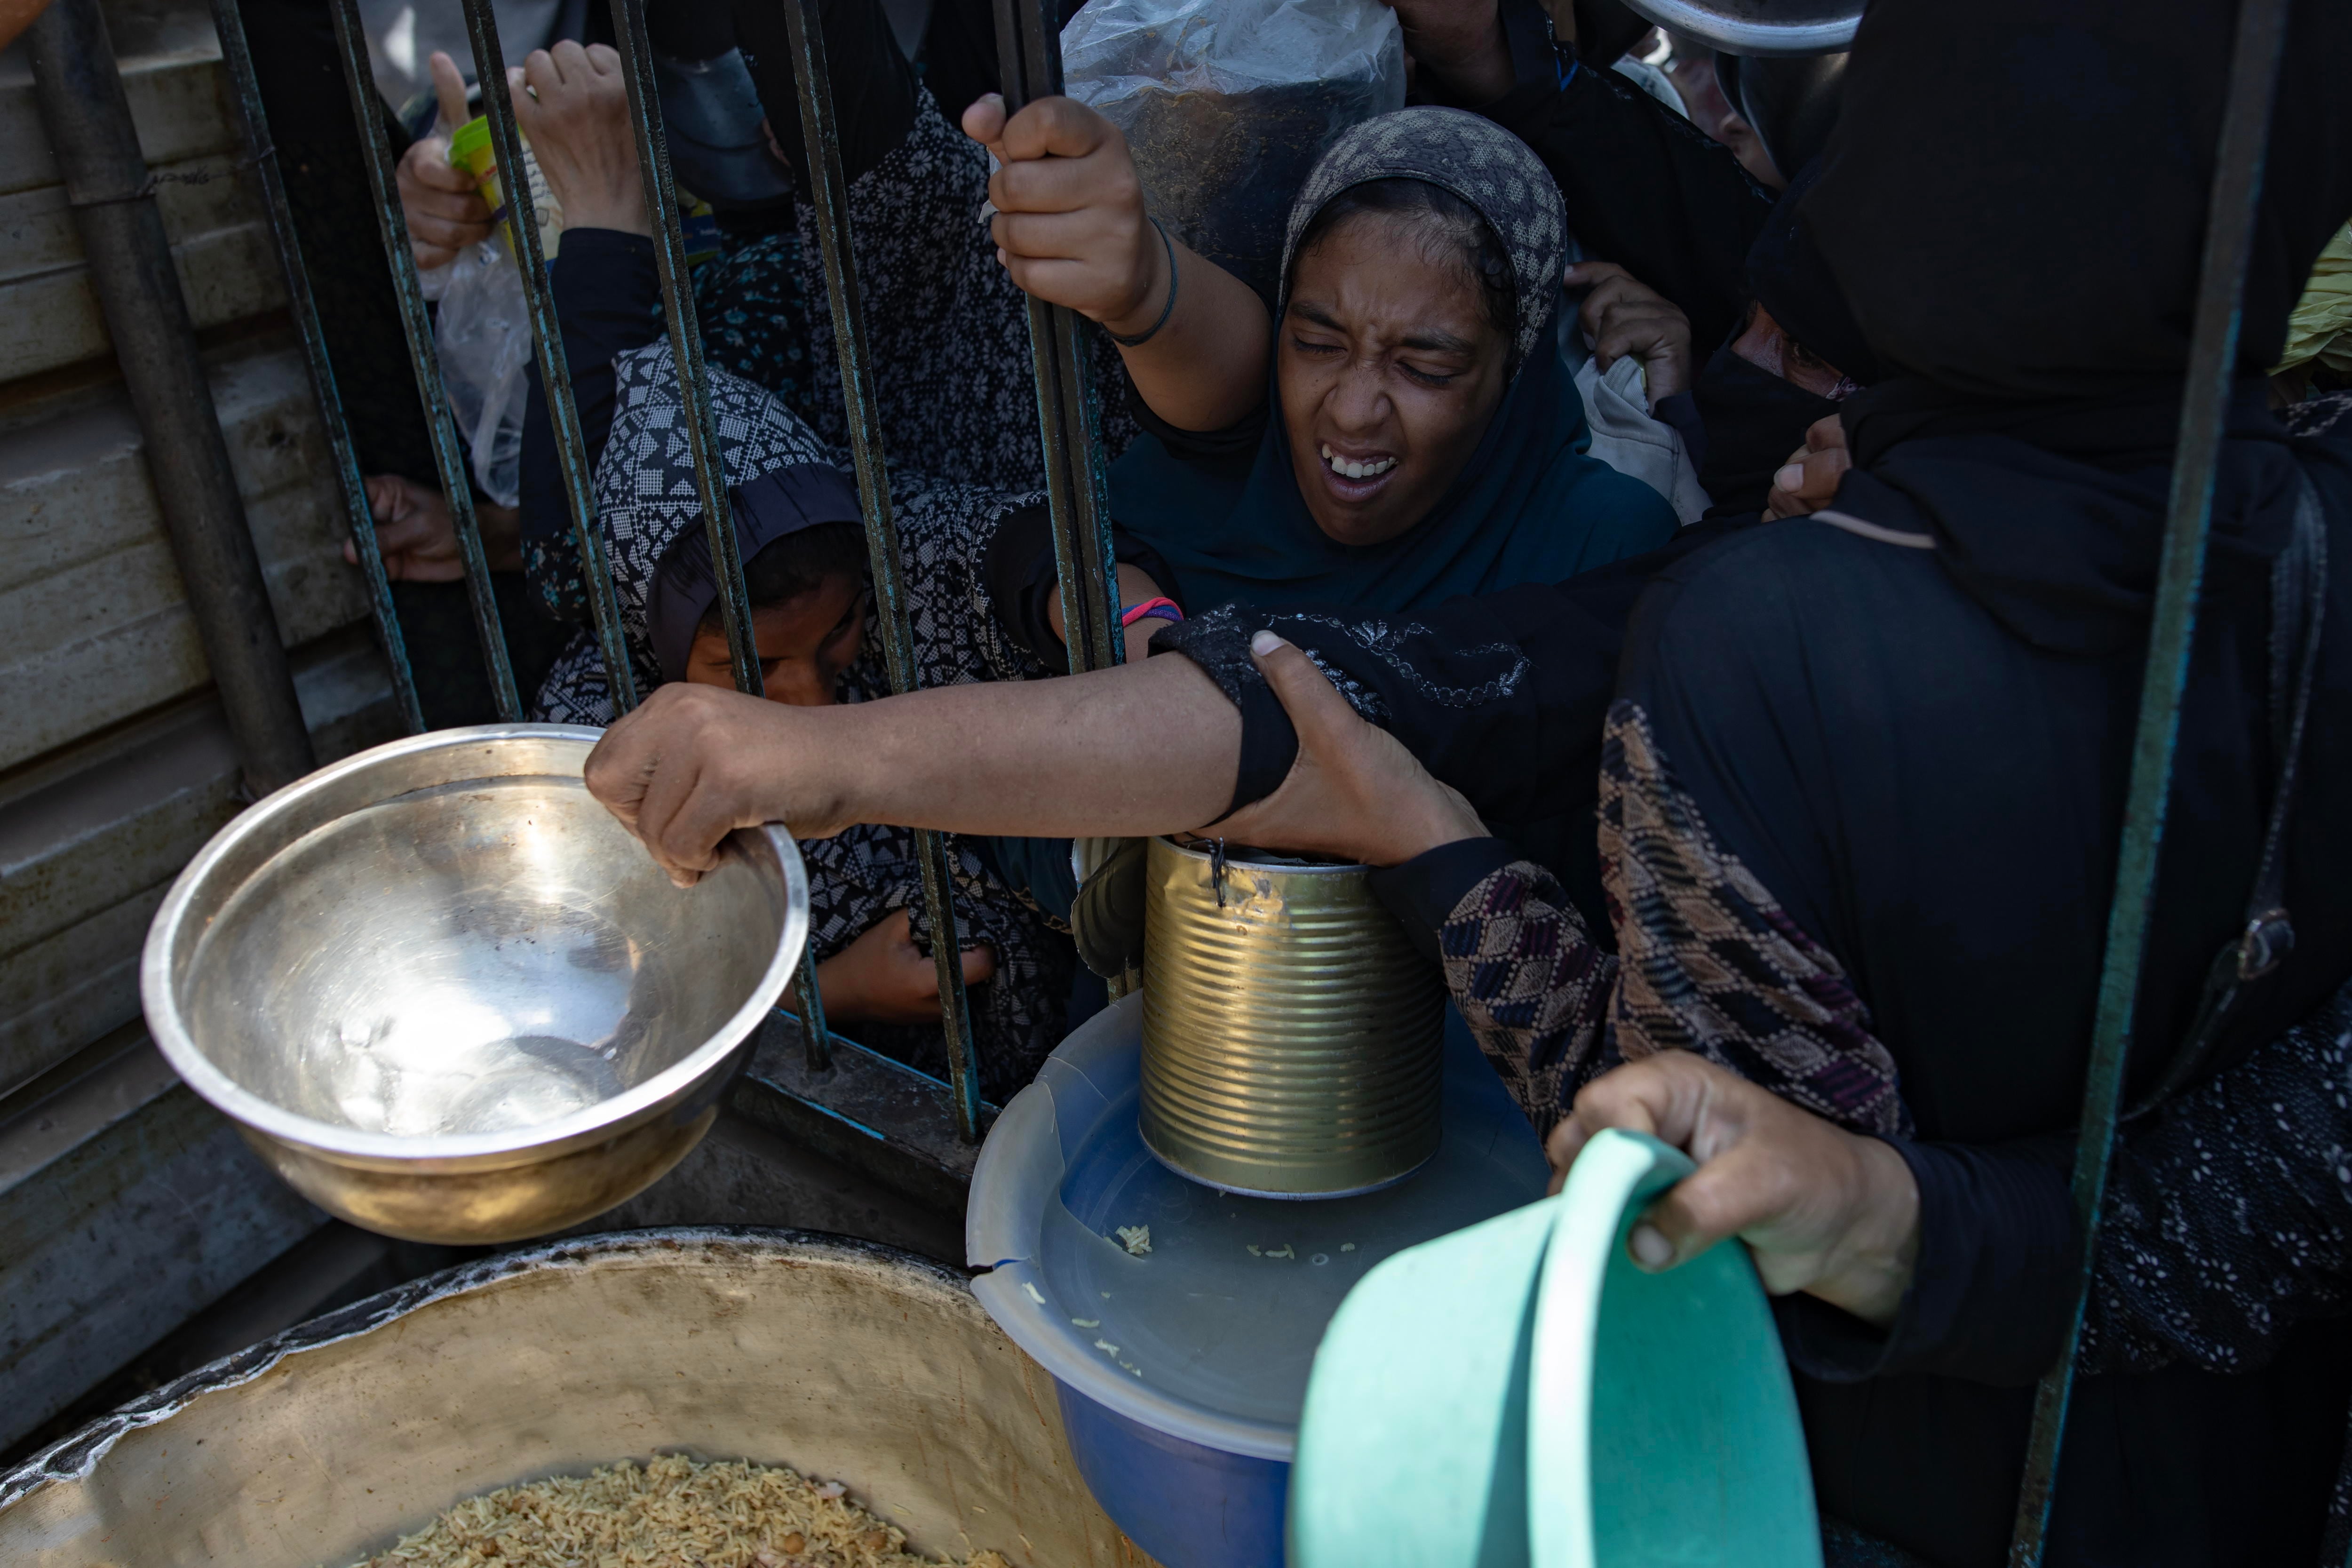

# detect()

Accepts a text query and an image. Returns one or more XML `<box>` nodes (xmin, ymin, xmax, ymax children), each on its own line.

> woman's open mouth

<box><xmin>1319</xmin><ymin>443</ymin><xmax>1399</xmax><ymax>499</ymax></box>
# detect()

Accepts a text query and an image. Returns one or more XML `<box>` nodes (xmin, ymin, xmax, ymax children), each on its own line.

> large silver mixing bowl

<box><xmin>141</xmin><ymin>725</ymin><xmax>808</xmax><ymax>1244</ymax></box>
<box><xmin>0</xmin><ymin>1231</ymin><xmax>1141</xmax><ymax>1567</ymax></box>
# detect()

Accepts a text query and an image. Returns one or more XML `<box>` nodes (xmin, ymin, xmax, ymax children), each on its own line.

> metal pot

<box><xmin>140</xmin><ymin>725</ymin><xmax>808</xmax><ymax>1244</ymax></box>
<box><xmin>1618</xmin><ymin>0</ymin><xmax>1859</xmax><ymax>58</ymax></box>
<box><xmin>1138</xmin><ymin>838</ymin><xmax>1445</xmax><ymax>1198</ymax></box>
<box><xmin>0</xmin><ymin>1230</ymin><xmax>1137</xmax><ymax>1567</ymax></box>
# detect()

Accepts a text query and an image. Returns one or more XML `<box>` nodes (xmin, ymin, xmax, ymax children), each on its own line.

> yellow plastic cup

<box><xmin>447</xmin><ymin>115</ymin><xmax>563</xmax><ymax>259</ymax></box>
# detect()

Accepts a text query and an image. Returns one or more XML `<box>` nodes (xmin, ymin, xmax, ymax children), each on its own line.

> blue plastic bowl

<box><xmin>968</xmin><ymin>997</ymin><xmax>1548</xmax><ymax>1568</ymax></box>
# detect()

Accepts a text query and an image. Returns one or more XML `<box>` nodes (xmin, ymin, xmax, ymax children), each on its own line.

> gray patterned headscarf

<box><xmin>1278</xmin><ymin>106</ymin><xmax>1567</xmax><ymax>367</ymax></box>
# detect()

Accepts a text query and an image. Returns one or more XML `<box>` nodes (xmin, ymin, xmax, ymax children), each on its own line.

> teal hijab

<box><xmin>1108</xmin><ymin>108</ymin><xmax>1677</xmax><ymax>615</ymax></box>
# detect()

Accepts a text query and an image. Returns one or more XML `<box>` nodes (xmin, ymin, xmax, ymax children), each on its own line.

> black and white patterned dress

<box><xmin>536</xmin><ymin>340</ymin><xmax>1074</xmax><ymax>1098</ymax></box>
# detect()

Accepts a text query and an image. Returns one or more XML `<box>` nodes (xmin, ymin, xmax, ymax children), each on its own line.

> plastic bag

<box><xmin>1063</xmin><ymin>0</ymin><xmax>1405</xmax><ymax>303</ymax></box>
<box><xmin>431</xmin><ymin>239</ymin><xmax>533</xmax><ymax>508</ymax></box>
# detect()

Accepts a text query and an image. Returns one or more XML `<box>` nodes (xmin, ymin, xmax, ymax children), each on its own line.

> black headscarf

<box><xmin>1810</xmin><ymin>0</ymin><xmax>2352</xmax><ymax>408</ymax></box>
<box><xmin>1810</xmin><ymin>0</ymin><xmax>2352</xmax><ymax>658</ymax></box>
<box><xmin>1690</xmin><ymin>159</ymin><xmax>1881</xmax><ymax>515</ymax></box>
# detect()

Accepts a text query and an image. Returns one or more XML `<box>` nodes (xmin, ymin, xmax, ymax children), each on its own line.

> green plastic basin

<box><xmin>1290</xmin><ymin>1128</ymin><xmax>1821</xmax><ymax>1568</ymax></box>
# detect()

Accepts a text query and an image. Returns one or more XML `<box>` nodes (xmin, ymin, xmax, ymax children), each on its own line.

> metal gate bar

<box><xmin>323</xmin><ymin>0</ymin><xmax>523</xmax><ymax>722</ymax></box>
<box><xmin>452</xmin><ymin>0</ymin><xmax>834</xmax><ymax>1066</ymax></box>
<box><xmin>209</xmin><ymin>0</ymin><xmax>425</xmax><ymax>737</ymax></box>
<box><xmin>455</xmin><ymin>0</ymin><xmax>640</xmax><ymax>717</ymax></box>
<box><xmin>2003</xmin><ymin>0</ymin><xmax>2292</xmax><ymax>1559</ymax></box>
<box><xmin>604</xmin><ymin>0</ymin><xmax>763</xmax><ymax>698</ymax></box>
<box><xmin>992</xmin><ymin>0</ymin><xmax>1126</xmax><ymax>675</ymax></box>
<box><xmin>770</xmin><ymin>0</ymin><xmax>986</xmax><ymax>1130</ymax></box>
<box><xmin>27</xmin><ymin>0</ymin><xmax>321</xmax><ymax>796</ymax></box>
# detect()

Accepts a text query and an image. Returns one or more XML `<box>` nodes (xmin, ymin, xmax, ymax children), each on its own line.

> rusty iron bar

<box><xmin>770</xmin><ymin>0</ymin><xmax>985</xmax><ymax>1128</ymax></box>
<box><xmin>991</xmin><ymin>0</ymin><xmax>1126</xmax><ymax>674</ymax></box>
<box><xmin>454</xmin><ymin>0</ymin><xmax>639</xmax><ymax>717</ymax></box>
<box><xmin>604</xmin><ymin>0</ymin><xmax>843</xmax><ymax>1077</ymax></box>
<box><xmin>208</xmin><ymin>0</ymin><xmax>424</xmax><ymax>737</ymax></box>
<box><xmin>322</xmin><ymin>0</ymin><xmax>522</xmax><ymax>722</ymax></box>
<box><xmin>604</xmin><ymin>0</ymin><xmax>761</xmax><ymax>697</ymax></box>
<box><xmin>2003</xmin><ymin>0</ymin><xmax>2292</xmax><ymax>1560</ymax></box>
<box><xmin>26</xmin><ymin>0</ymin><xmax>320</xmax><ymax>793</ymax></box>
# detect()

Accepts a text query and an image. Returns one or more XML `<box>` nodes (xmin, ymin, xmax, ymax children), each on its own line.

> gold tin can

<box><xmin>1139</xmin><ymin>836</ymin><xmax>1446</xmax><ymax>1197</ymax></box>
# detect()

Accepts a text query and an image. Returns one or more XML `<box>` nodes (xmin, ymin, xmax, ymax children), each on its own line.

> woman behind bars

<box><xmin>971</xmin><ymin>96</ymin><xmax>1680</xmax><ymax>631</ymax></box>
<box><xmin>573</xmin><ymin>0</ymin><xmax>2352</xmax><ymax>1558</ymax></box>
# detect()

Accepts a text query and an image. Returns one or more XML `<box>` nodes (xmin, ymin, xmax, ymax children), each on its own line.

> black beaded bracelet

<box><xmin>1107</xmin><ymin>216</ymin><xmax>1179</xmax><ymax>348</ymax></box>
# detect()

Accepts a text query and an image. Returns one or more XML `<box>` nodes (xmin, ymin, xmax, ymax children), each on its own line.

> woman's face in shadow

<box><xmin>1279</xmin><ymin>213</ymin><xmax>1512</xmax><ymax>549</ymax></box>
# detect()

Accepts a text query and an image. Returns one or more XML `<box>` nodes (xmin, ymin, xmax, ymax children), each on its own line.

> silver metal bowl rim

<box><xmin>1616</xmin><ymin>0</ymin><xmax>1857</xmax><ymax>57</ymax></box>
<box><xmin>1154</xmin><ymin>836</ymin><xmax>1371</xmax><ymax>876</ymax></box>
<box><xmin>139</xmin><ymin>724</ymin><xmax>809</xmax><ymax>1167</ymax></box>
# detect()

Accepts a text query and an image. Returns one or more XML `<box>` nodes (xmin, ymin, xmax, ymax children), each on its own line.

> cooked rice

<box><xmin>341</xmin><ymin>1452</ymin><xmax>1016</xmax><ymax>1568</ymax></box>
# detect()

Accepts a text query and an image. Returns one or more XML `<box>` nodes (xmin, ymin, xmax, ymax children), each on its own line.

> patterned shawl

<box><xmin>532</xmin><ymin>341</ymin><xmax>1073</xmax><ymax>1098</ymax></box>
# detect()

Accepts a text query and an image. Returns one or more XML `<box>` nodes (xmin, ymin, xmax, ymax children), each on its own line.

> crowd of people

<box><xmin>258</xmin><ymin>0</ymin><xmax>2352</xmax><ymax>1560</ymax></box>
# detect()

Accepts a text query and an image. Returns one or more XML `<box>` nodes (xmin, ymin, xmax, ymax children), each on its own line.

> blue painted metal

<box><xmin>322</xmin><ymin>0</ymin><xmax>521</xmax><ymax>722</ymax></box>
<box><xmin>1054</xmin><ymin>1384</ymin><xmax>1289</xmax><ymax>1568</ymax></box>
<box><xmin>605</xmin><ymin>0</ymin><xmax>842</xmax><ymax>1080</ymax></box>
<box><xmin>454</xmin><ymin>0</ymin><xmax>638</xmax><ymax>718</ymax></box>
<box><xmin>604</xmin><ymin>0</ymin><xmax>761</xmax><ymax>699</ymax></box>
<box><xmin>208</xmin><ymin>0</ymin><xmax>423</xmax><ymax>736</ymax></box>
<box><xmin>990</xmin><ymin>0</ymin><xmax>1126</xmax><ymax>674</ymax></box>
<box><xmin>771</xmin><ymin>0</ymin><xmax>984</xmax><ymax>1132</ymax></box>
<box><xmin>2003</xmin><ymin>0</ymin><xmax>2293</xmax><ymax>1560</ymax></box>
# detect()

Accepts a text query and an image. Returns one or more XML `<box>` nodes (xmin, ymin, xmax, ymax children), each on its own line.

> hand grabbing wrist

<box><xmin>1387</xmin><ymin>779</ymin><xmax>1490</xmax><ymax>865</ymax></box>
<box><xmin>1548</xmin><ymin>1053</ymin><xmax>1924</xmax><ymax>1330</ymax></box>
<box><xmin>1804</xmin><ymin>1135</ymin><xmax>1921</xmax><ymax>1325</ymax></box>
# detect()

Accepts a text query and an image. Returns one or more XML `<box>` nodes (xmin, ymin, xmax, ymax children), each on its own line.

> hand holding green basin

<box><xmin>1291</xmin><ymin>1128</ymin><xmax>1822</xmax><ymax>1568</ymax></box>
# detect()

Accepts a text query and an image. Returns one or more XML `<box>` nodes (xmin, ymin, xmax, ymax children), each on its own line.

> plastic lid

<box><xmin>968</xmin><ymin>994</ymin><xmax>1547</xmax><ymax>1462</ymax></box>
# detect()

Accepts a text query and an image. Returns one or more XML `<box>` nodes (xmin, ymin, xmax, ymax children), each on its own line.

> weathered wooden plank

<box><xmin>0</xmin><ymin>150</ymin><xmax>263</xmax><ymax>287</ymax></box>
<box><xmin>0</xmin><ymin>47</ymin><xmax>240</xmax><ymax>199</ymax></box>
<box><xmin>0</xmin><ymin>217</ymin><xmax>285</xmax><ymax>383</ymax></box>
<box><xmin>0</xmin><ymin>1056</ymin><xmax>326</xmax><ymax>1451</ymax></box>
<box><xmin>0</xmin><ymin>342</ymin><xmax>365</xmax><ymax>770</ymax></box>
<box><xmin>0</xmin><ymin>887</ymin><xmax>163</xmax><ymax>1100</ymax></box>
<box><xmin>0</xmin><ymin>633</ymin><xmax>400</xmax><ymax>1095</ymax></box>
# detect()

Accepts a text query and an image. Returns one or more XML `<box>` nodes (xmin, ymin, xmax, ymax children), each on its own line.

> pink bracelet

<box><xmin>1120</xmin><ymin>597</ymin><xmax>1184</xmax><ymax>628</ymax></box>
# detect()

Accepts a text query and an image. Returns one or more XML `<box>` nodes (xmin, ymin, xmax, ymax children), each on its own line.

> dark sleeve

<box><xmin>518</xmin><ymin>230</ymin><xmax>663</xmax><ymax>621</ymax></box>
<box><xmin>981</xmin><ymin>503</ymin><xmax>1182</xmax><ymax>673</ymax></box>
<box><xmin>1653</xmin><ymin>390</ymin><xmax>1708</xmax><ymax>472</ymax></box>
<box><xmin>1368</xmin><ymin>836</ymin><xmax>1527</xmax><ymax>959</ymax></box>
<box><xmin>1148</xmin><ymin>516</ymin><xmax>1760</xmax><ymax>822</ymax></box>
<box><xmin>1782</xmin><ymin>976</ymin><xmax>2352</xmax><ymax>1387</ymax></box>
<box><xmin>1775</xmin><ymin>1137</ymin><xmax>2080</xmax><ymax>1388</ymax></box>
<box><xmin>240</xmin><ymin>0</ymin><xmax>437</xmax><ymax>485</ymax></box>
<box><xmin>1477</xmin><ymin>20</ymin><xmax>1777</xmax><ymax>355</ymax></box>
<box><xmin>1125</xmin><ymin>376</ymin><xmax>1269</xmax><ymax>464</ymax></box>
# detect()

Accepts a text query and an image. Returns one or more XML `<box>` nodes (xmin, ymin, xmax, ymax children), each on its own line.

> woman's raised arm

<box><xmin>962</xmin><ymin>95</ymin><xmax>1271</xmax><ymax>434</ymax></box>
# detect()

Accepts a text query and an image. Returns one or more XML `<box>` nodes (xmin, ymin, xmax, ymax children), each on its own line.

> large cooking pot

<box><xmin>0</xmin><ymin>1231</ymin><xmax>1142</xmax><ymax>1567</ymax></box>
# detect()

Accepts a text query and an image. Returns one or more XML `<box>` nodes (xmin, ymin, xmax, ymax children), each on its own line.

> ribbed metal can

<box><xmin>1139</xmin><ymin>836</ymin><xmax>1446</xmax><ymax>1198</ymax></box>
